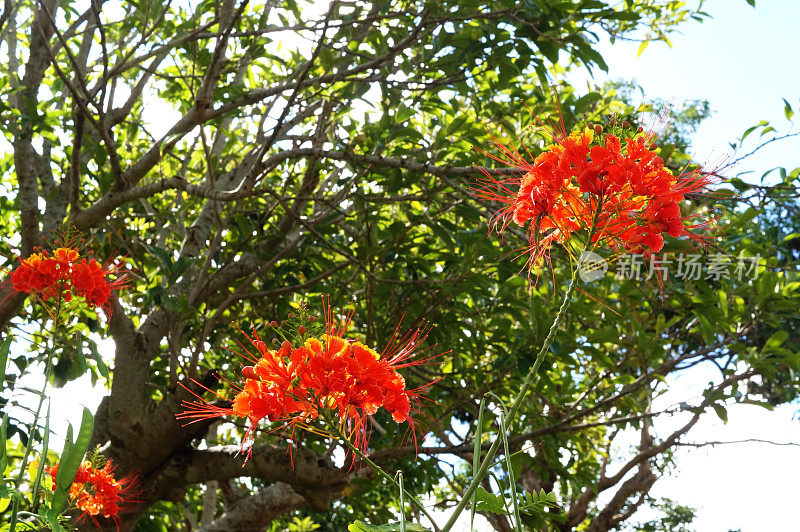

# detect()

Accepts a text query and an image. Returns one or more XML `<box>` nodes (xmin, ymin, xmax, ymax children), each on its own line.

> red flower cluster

<box><xmin>178</xmin><ymin>305</ymin><xmax>436</xmax><ymax>453</ymax></box>
<box><xmin>9</xmin><ymin>246</ymin><xmax>125</xmax><ymax>312</ymax></box>
<box><xmin>476</xmin><ymin>116</ymin><xmax>719</xmax><ymax>270</ymax></box>
<box><xmin>43</xmin><ymin>459</ymin><xmax>139</xmax><ymax>528</ymax></box>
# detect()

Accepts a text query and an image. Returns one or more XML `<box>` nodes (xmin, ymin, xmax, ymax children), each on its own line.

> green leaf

<box><xmin>147</xmin><ymin>245</ymin><xmax>173</xmax><ymax>268</ymax></box>
<box><xmin>74</xmin><ymin>343</ymin><xmax>89</xmax><ymax>376</ymax></box>
<box><xmin>0</xmin><ymin>335</ymin><xmax>10</xmax><ymax>388</ymax></box>
<box><xmin>52</xmin><ymin>408</ymin><xmax>94</xmax><ymax>512</ymax></box>
<box><xmin>783</xmin><ymin>98</ymin><xmax>794</xmax><ymax>120</ymax></box>
<box><xmin>739</xmin><ymin>207</ymin><xmax>760</xmax><ymax>225</ymax></box>
<box><xmin>395</xmin><ymin>105</ymin><xmax>416</xmax><ymax>123</ymax></box>
<box><xmin>90</xmin><ymin>343</ymin><xmax>110</xmax><ymax>380</ymax></box>
<box><xmin>519</xmin><ymin>489</ymin><xmax>560</xmax><ymax>516</ymax></box>
<box><xmin>712</xmin><ymin>404</ymin><xmax>728</xmax><ymax>423</ymax></box>
<box><xmin>729</xmin><ymin>177</ymin><xmax>751</xmax><ymax>192</ymax></box>
<box><xmin>347</xmin><ymin>521</ymin><xmax>430</xmax><ymax>532</ymax></box>
<box><xmin>445</xmin><ymin>115</ymin><xmax>468</xmax><ymax>137</ymax></box>
<box><xmin>0</xmin><ymin>413</ymin><xmax>7</xmax><ymax>472</ymax></box>
<box><xmin>742</xmin><ymin>120</ymin><xmax>768</xmax><ymax>140</ymax></box>
<box><xmin>695</xmin><ymin>313</ymin><xmax>715</xmax><ymax>344</ymax></box>
<box><xmin>38</xmin><ymin>505</ymin><xmax>67</xmax><ymax>532</ymax></box>
<box><xmin>741</xmin><ymin>399</ymin><xmax>775</xmax><ymax>411</ymax></box>
<box><xmin>745</xmin><ymin>0</ymin><xmax>755</xmax><ymax>6</ymax></box>
<box><xmin>637</xmin><ymin>40</ymin><xmax>649</xmax><ymax>56</ymax></box>
<box><xmin>388</xmin><ymin>126</ymin><xmax>424</xmax><ymax>143</ymax></box>
<box><xmin>473</xmin><ymin>486</ymin><xmax>507</xmax><ymax>515</ymax></box>
<box><xmin>536</xmin><ymin>39</ymin><xmax>559</xmax><ymax>63</ymax></box>
<box><xmin>471</xmin><ymin>397</ymin><xmax>486</xmax><ymax>530</ymax></box>
<box><xmin>0</xmin><ymin>482</ymin><xmax>13</xmax><ymax>500</ymax></box>
<box><xmin>763</xmin><ymin>330</ymin><xmax>788</xmax><ymax>351</ymax></box>
<box><xmin>51</xmin><ymin>424</ymin><xmax>74</xmax><ymax>513</ymax></box>
<box><xmin>31</xmin><ymin>401</ymin><xmax>51</xmax><ymax>503</ymax></box>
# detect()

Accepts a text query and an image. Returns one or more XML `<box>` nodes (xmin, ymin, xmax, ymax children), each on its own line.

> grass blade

<box><xmin>0</xmin><ymin>413</ymin><xmax>8</xmax><ymax>472</ymax></box>
<box><xmin>499</xmin><ymin>413</ymin><xmax>522</xmax><ymax>532</ymax></box>
<box><xmin>397</xmin><ymin>470</ymin><xmax>406</xmax><ymax>532</ymax></box>
<box><xmin>470</xmin><ymin>397</ymin><xmax>486</xmax><ymax>531</ymax></box>
<box><xmin>31</xmin><ymin>400</ymin><xmax>51</xmax><ymax>507</ymax></box>
<box><xmin>0</xmin><ymin>335</ymin><xmax>10</xmax><ymax>387</ymax></box>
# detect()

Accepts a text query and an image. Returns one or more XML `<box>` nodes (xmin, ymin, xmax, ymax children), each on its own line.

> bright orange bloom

<box><xmin>475</xmin><ymin>111</ymin><xmax>720</xmax><ymax>273</ymax></box>
<box><xmin>178</xmin><ymin>302</ymin><xmax>438</xmax><ymax>455</ymax></box>
<box><xmin>10</xmin><ymin>251</ymin><xmax>64</xmax><ymax>300</ymax></box>
<box><xmin>52</xmin><ymin>247</ymin><xmax>80</xmax><ymax>269</ymax></box>
<box><xmin>8</xmin><ymin>245</ymin><xmax>126</xmax><ymax>314</ymax></box>
<box><xmin>43</xmin><ymin>458</ymin><xmax>140</xmax><ymax>529</ymax></box>
<box><xmin>70</xmin><ymin>258</ymin><xmax>122</xmax><ymax>310</ymax></box>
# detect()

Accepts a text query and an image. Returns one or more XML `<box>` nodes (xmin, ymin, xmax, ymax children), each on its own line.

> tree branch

<box><xmin>196</xmin><ymin>482</ymin><xmax>306</xmax><ymax>532</ymax></box>
<box><xmin>149</xmin><ymin>444</ymin><xmax>347</xmax><ymax>511</ymax></box>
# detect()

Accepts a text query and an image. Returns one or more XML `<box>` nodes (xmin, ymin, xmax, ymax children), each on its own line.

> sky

<box><xmin>580</xmin><ymin>0</ymin><xmax>800</xmax><ymax>180</ymax></box>
<box><xmin>573</xmin><ymin>1</ymin><xmax>800</xmax><ymax>530</ymax></box>
<box><xmin>6</xmin><ymin>0</ymin><xmax>800</xmax><ymax>530</ymax></box>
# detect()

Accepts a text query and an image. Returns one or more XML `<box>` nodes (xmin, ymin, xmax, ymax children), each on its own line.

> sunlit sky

<box><xmin>581</xmin><ymin>1</ymin><xmax>800</xmax><ymax>530</ymax></box>
<box><xmin>7</xmin><ymin>1</ymin><xmax>800</xmax><ymax>530</ymax></box>
<box><xmin>585</xmin><ymin>0</ymin><xmax>800</xmax><ymax>180</ymax></box>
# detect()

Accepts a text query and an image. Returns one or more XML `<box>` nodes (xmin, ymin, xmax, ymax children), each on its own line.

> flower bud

<box><xmin>270</xmin><ymin>320</ymin><xmax>278</xmax><ymax>327</ymax></box>
<box><xmin>241</xmin><ymin>366</ymin><xmax>258</xmax><ymax>380</ymax></box>
<box><xmin>298</xmin><ymin>325</ymin><xmax>306</xmax><ymax>335</ymax></box>
<box><xmin>622</xmin><ymin>120</ymin><xmax>631</xmax><ymax>129</ymax></box>
<box><xmin>594</xmin><ymin>124</ymin><xmax>602</xmax><ymax>135</ymax></box>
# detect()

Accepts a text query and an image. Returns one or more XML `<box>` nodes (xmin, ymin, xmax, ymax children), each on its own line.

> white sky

<box><xmin>577</xmin><ymin>0</ymin><xmax>800</xmax><ymax>180</ymax></box>
<box><xmin>570</xmin><ymin>1</ymin><xmax>800</xmax><ymax>530</ymax></box>
<box><xmin>5</xmin><ymin>1</ymin><xmax>800</xmax><ymax>530</ymax></box>
<box><xmin>646</xmin><ymin>363</ymin><xmax>800</xmax><ymax>531</ymax></box>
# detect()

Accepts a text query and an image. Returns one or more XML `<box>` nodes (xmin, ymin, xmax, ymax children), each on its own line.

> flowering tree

<box><xmin>1</xmin><ymin>0</ymin><xmax>798</xmax><ymax>531</ymax></box>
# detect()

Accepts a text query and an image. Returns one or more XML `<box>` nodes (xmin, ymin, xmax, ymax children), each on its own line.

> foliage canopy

<box><xmin>0</xmin><ymin>0</ymin><xmax>798</xmax><ymax>530</ymax></box>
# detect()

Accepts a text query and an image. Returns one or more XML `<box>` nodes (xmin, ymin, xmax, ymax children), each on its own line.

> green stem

<box><xmin>30</xmin><ymin>400</ymin><xmax>51</xmax><ymax>509</ymax></box>
<box><xmin>323</xmin><ymin>414</ymin><xmax>442</xmax><ymax>532</ymax></box>
<box><xmin>441</xmin><ymin>269</ymin><xmax>577</xmax><ymax>532</ymax></box>
<box><xmin>9</xmin><ymin>295</ymin><xmax>65</xmax><ymax>532</ymax></box>
<box><xmin>8</xmin><ymin>356</ymin><xmax>54</xmax><ymax>532</ymax></box>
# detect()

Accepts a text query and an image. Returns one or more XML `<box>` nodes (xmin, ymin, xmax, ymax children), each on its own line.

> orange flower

<box><xmin>7</xmin><ymin>245</ymin><xmax>126</xmax><ymax>314</ymax></box>
<box><xmin>44</xmin><ymin>458</ymin><xmax>141</xmax><ymax>529</ymax></box>
<box><xmin>70</xmin><ymin>258</ymin><xmax>125</xmax><ymax>311</ymax></box>
<box><xmin>10</xmin><ymin>251</ymin><xmax>63</xmax><ymax>300</ymax></box>
<box><xmin>178</xmin><ymin>302</ymin><xmax>438</xmax><ymax>455</ymax></box>
<box><xmin>475</xmin><ymin>111</ymin><xmax>719</xmax><ymax>273</ymax></box>
<box><xmin>52</xmin><ymin>247</ymin><xmax>80</xmax><ymax>270</ymax></box>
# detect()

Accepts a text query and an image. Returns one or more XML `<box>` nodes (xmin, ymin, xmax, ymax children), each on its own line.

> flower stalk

<box><xmin>440</xmin><ymin>268</ymin><xmax>577</xmax><ymax>532</ymax></box>
<box><xmin>322</xmin><ymin>411</ymin><xmax>443</xmax><ymax>532</ymax></box>
<box><xmin>8</xmin><ymin>294</ymin><xmax>66</xmax><ymax>532</ymax></box>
